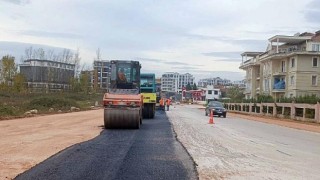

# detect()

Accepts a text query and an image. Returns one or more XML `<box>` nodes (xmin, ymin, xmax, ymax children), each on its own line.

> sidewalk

<box><xmin>229</xmin><ymin>112</ymin><xmax>320</xmax><ymax>133</ymax></box>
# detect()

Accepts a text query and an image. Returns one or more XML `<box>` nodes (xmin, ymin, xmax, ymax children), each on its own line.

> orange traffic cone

<box><xmin>209</xmin><ymin>110</ymin><xmax>215</xmax><ymax>124</ymax></box>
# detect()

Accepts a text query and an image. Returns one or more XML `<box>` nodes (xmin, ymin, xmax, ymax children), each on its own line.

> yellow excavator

<box><xmin>103</xmin><ymin>60</ymin><xmax>143</xmax><ymax>129</ymax></box>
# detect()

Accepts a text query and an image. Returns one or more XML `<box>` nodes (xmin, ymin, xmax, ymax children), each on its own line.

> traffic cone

<box><xmin>209</xmin><ymin>110</ymin><xmax>215</xmax><ymax>124</ymax></box>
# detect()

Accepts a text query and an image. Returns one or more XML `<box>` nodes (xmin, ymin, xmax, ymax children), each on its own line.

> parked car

<box><xmin>205</xmin><ymin>101</ymin><xmax>227</xmax><ymax>118</ymax></box>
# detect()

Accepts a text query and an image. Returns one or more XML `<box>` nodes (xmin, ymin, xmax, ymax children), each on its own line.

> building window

<box><xmin>214</xmin><ymin>91</ymin><xmax>218</xmax><ymax>95</ymax></box>
<box><xmin>312</xmin><ymin>57</ymin><xmax>318</xmax><ymax>67</ymax></box>
<box><xmin>281</xmin><ymin>61</ymin><xmax>286</xmax><ymax>72</ymax></box>
<box><xmin>290</xmin><ymin>76</ymin><xmax>295</xmax><ymax>85</ymax></box>
<box><xmin>312</xmin><ymin>44</ymin><xmax>320</xmax><ymax>51</ymax></box>
<box><xmin>291</xmin><ymin>58</ymin><xmax>295</xmax><ymax>68</ymax></box>
<box><xmin>208</xmin><ymin>90</ymin><xmax>212</xmax><ymax>94</ymax></box>
<box><xmin>312</xmin><ymin>75</ymin><xmax>317</xmax><ymax>86</ymax></box>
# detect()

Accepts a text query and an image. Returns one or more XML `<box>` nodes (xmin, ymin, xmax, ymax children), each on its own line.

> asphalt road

<box><xmin>15</xmin><ymin>110</ymin><xmax>198</xmax><ymax>180</ymax></box>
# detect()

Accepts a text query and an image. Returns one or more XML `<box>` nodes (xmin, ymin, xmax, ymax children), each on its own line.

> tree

<box><xmin>13</xmin><ymin>73</ymin><xmax>26</xmax><ymax>93</ymax></box>
<box><xmin>1</xmin><ymin>55</ymin><xmax>17</xmax><ymax>86</ymax></box>
<box><xmin>80</xmin><ymin>72</ymin><xmax>89</xmax><ymax>94</ymax></box>
<box><xmin>226</xmin><ymin>86</ymin><xmax>245</xmax><ymax>102</ymax></box>
<box><xmin>73</xmin><ymin>48</ymin><xmax>81</xmax><ymax>78</ymax></box>
<box><xmin>186</xmin><ymin>82</ymin><xmax>192</xmax><ymax>90</ymax></box>
<box><xmin>192</xmin><ymin>83</ymin><xmax>198</xmax><ymax>90</ymax></box>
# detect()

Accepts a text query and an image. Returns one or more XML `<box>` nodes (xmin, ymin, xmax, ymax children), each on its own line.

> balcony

<box><xmin>273</xmin><ymin>71</ymin><xmax>286</xmax><ymax>76</ymax></box>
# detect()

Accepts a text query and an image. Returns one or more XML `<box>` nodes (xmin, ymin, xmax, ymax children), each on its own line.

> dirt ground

<box><xmin>0</xmin><ymin>109</ymin><xmax>104</xmax><ymax>180</ymax></box>
<box><xmin>1</xmin><ymin>105</ymin><xmax>320</xmax><ymax>180</ymax></box>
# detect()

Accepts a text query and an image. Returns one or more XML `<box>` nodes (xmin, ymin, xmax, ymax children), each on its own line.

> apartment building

<box><xmin>20</xmin><ymin>59</ymin><xmax>75</xmax><ymax>91</ymax></box>
<box><xmin>93</xmin><ymin>60</ymin><xmax>111</xmax><ymax>90</ymax></box>
<box><xmin>240</xmin><ymin>30</ymin><xmax>320</xmax><ymax>99</ymax></box>
<box><xmin>161</xmin><ymin>72</ymin><xmax>194</xmax><ymax>92</ymax></box>
<box><xmin>198</xmin><ymin>77</ymin><xmax>232</xmax><ymax>88</ymax></box>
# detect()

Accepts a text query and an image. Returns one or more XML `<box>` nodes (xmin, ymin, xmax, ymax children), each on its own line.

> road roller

<box><xmin>140</xmin><ymin>73</ymin><xmax>156</xmax><ymax>119</ymax></box>
<box><xmin>103</xmin><ymin>60</ymin><xmax>143</xmax><ymax>129</ymax></box>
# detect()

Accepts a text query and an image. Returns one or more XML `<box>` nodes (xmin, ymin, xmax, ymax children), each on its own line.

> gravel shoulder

<box><xmin>0</xmin><ymin>109</ymin><xmax>103</xmax><ymax>180</ymax></box>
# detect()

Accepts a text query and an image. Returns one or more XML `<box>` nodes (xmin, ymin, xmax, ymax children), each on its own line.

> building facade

<box><xmin>240</xmin><ymin>30</ymin><xmax>320</xmax><ymax>99</ymax></box>
<box><xmin>198</xmin><ymin>77</ymin><xmax>233</xmax><ymax>88</ymax></box>
<box><xmin>161</xmin><ymin>72</ymin><xmax>194</xmax><ymax>92</ymax></box>
<box><xmin>93</xmin><ymin>60</ymin><xmax>111</xmax><ymax>90</ymax></box>
<box><xmin>20</xmin><ymin>59</ymin><xmax>75</xmax><ymax>91</ymax></box>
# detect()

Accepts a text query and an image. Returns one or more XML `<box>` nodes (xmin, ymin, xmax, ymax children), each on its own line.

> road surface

<box><xmin>15</xmin><ymin>110</ymin><xmax>197</xmax><ymax>180</ymax></box>
<box><xmin>166</xmin><ymin>104</ymin><xmax>320</xmax><ymax>179</ymax></box>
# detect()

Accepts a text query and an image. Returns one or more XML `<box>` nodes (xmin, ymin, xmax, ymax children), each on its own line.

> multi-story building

<box><xmin>93</xmin><ymin>60</ymin><xmax>111</xmax><ymax>90</ymax></box>
<box><xmin>240</xmin><ymin>30</ymin><xmax>320</xmax><ymax>100</ymax></box>
<box><xmin>20</xmin><ymin>59</ymin><xmax>75</xmax><ymax>91</ymax></box>
<box><xmin>198</xmin><ymin>77</ymin><xmax>232</xmax><ymax>88</ymax></box>
<box><xmin>161</xmin><ymin>72</ymin><xmax>179</xmax><ymax>92</ymax></box>
<box><xmin>161</xmin><ymin>72</ymin><xmax>194</xmax><ymax>92</ymax></box>
<box><xmin>178</xmin><ymin>73</ymin><xmax>194</xmax><ymax>91</ymax></box>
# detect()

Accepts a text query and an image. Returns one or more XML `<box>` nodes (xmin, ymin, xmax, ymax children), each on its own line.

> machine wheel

<box><xmin>143</xmin><ymin>104</ymin><xmax>155</xmax><ymax>119</ymax></box>
<box><xmin>104</xmin><ymin>108</ymin><xmax>141</xmax><ymax>129</ymax></box>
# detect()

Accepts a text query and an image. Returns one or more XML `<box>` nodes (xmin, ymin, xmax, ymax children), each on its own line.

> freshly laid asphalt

<box><xmin>15</xmin><ymin>110</ymin><xmax>198</xmax><ymax>180</ymax></box>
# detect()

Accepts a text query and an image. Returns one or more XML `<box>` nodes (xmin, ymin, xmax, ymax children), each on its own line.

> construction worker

<box><xmin>159</xmin><ymin>98</ymin><xmax>165</xmax><ymax>111</ymax></box>
<box><xmin>118</xmin><ymin>68</ymin><xmax>127</xmax><ymax>83</ymax></box>
<box><xmin>166</xmin><ymin>98</ymin><xmax>171</xmax><ymax>111</ymax></box>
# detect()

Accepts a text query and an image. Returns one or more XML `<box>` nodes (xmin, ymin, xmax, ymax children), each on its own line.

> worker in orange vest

<box><xmin>166</xmin><ymin>98</ymin><xmax>171</xmax><ymax>111</ymax></box>
<box><xmin>159</xmin><ymin>98</ymin><xmax>165</xmax><ymax>111</ymax></box>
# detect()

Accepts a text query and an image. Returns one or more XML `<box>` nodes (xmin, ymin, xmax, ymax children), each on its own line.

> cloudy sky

<box><xmin>0</xmin><ymin>0</ymin><xmax>319</xmax><ymax>81</ymax></box>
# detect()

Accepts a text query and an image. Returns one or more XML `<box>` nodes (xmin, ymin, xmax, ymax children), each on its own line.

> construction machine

<box><xmin>140</xmin><ymin>73</ymin><xmax>156</xmax><ymax>118</ymax></box>
<box><xmin>103</xmin><ymin>60</ymin><xmax>142</xmax><ymax>129</ymax></box>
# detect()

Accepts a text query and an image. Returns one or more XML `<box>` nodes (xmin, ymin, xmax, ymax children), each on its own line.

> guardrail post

<box><xmin>291</xmin><ymin>101</ymin><xmax>295</xmax><ymax>120</ymax></box>
<box><xmin>273</xmin><ymin>103</ymin><xmax>277</xmax><ymax>117</ymax></box>
<box><xmin>260</xmin><ymin>103</ymin><xmax>263</xmax><ymax>115</ymax></box>
<box><xmin>303</xmin><ymin>107</ymin><xmax>306</xmax><ymax>121</ymax></box>
<box><xmin>315</xmin><ymin>102</ymin><xmax>319</xmax><ymax>123</ymax></box>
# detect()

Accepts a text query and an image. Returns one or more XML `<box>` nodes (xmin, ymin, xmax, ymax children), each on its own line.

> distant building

<box><xmin>205</xmin><ymin>85</ymin><xmax>221</xmax><ymax>102</ymax></box>
<box><xmin>19</xmin><ymin>59</ymin><xmax>75</xmax><ymax>91</ymax></box>
<box><xmin>233</xmin><ymin>80</ymin><xmax>246</xmax><ymax>88</ymax></box>
<box><xmin>161</xmin><ymin>72</ymin><xmax>194</xmax><ymax>92</ymax></box>
<box><xmin>93</xmin><ymin>60</ymin><xmax>111</xmax><ymax>90</ymax></box>
<box><xmin>198</xmin><ymin>77</ymin><xmax>232</xmax><ymax>88</ymax></box>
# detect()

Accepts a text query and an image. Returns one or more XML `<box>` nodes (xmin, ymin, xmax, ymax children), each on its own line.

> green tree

<box><xmin>13</xmin><ymin>73</ymin><xmax>26</xmax><ymax>93</ymax></box>
<box><xmin>1</xmin><ymin>55</ymin><xmax>17</xmax><ymax>86</ymax></box>
<box><xmin>80</xmin><ymin>72</ymin><xmax>89</xmax><ymax>94</ymax></box>
<box><xmin>69</xmin><ymin>77</ymin><xmax>81</xmax><ymax>92</ymax></box>
<box><xmin>192</xmin><ymin>83</ymin><xmax>198</xmax><ymax>90</ymax></box>
<box><xmin>226</xmin><ymin>86</ymin><xmax>245</xmax><ymax>102</ymax></box>
<box><xmin>186</xmin><ymin>83</ymin><xmax>192</xmax><ymax>90</ymax></box>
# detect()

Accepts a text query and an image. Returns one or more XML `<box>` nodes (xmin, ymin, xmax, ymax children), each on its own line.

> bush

<box><xmin>0</xmin><ymin>105</ymin><xmax>16</xmax><ymax>116</ymax></box>
<box><xmin>28</xmin><ymin>97</ymin><xmax>79</xmax><ymax>111</ymax></box>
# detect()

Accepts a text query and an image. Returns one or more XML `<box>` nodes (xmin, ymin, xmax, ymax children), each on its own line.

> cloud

<box><xmin>304</xmin><ymin>0</ymin><xmax>320</xmax><ymax>23</ymax></box>
<box><xmin>1</xmin><ymin>0</ymin><xmax>30</xmax><ymax>5</ymax></box>
<box><xmin>19</xmin><ymin>30</ymin><xmax>83</xmax><ymax>39</ymax></box>
<box><xmin>203</xmin><ymin>51</ymin><xmax>243</xmax><ymax>59</ymax></box>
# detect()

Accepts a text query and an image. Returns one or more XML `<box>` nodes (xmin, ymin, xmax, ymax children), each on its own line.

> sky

<box><xmin>0</xmin><ymin>0</ymin><xmax>319</xmax><ymax>81</ymax></box>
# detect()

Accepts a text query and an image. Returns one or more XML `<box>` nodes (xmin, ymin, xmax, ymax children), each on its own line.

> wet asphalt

<box><xmin>15</xmin><ymin>110</ymin><xmax>198</xmax><ymax>180</ymax></box>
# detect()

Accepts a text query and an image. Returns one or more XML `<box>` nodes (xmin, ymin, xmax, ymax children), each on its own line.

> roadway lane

<box><xmin>166</xmin><ymin>104</ymin><xmax>320</xmax><ymax>179</ymax></box>
<box><xmin>15</xmin><ymin>110</ymin><xmax>198</xmax><ymax>180</ymax></box>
